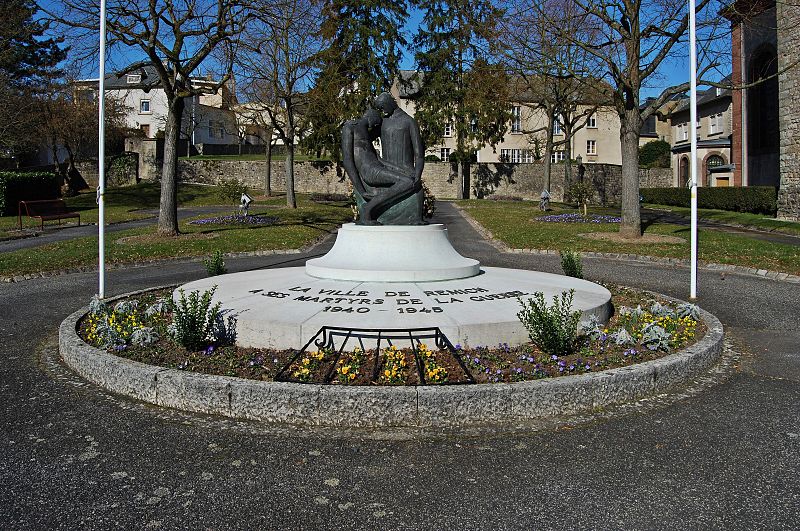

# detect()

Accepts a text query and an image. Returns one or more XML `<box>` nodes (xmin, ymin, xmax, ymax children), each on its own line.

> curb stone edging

<box><xmin>452</xmin><ymin>203</ymin><xmax>800</xmax><ymax>284</ymax></box>
<box><xmin>59</xmin><ymin>289</ymin><xmax>725</xmax><ymax>428</ymax></box>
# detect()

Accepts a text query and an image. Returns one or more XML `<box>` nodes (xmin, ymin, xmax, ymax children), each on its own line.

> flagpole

<box><xmin>98</xmin><ymin>0</ymin><xmax>107</xmax><ymax>299</ymax></box>
<box><xmin>689</xmin><ymin>0</ymin><xmax>699</xmax><ymax>299</ymax></box>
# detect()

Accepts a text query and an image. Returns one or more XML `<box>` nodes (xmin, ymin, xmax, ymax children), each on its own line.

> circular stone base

<box><xmin>305</xmin><ymin>223</ymin><xmax>481</xmax><ymax>282</ymax></box>
<box><xmin>176</xmin><ymin>266</ymin><xmax>612</xmax><ymax>350</ymax></box>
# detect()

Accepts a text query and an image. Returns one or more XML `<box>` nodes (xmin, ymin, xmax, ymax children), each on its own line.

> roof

<box><xmin>670</xmin><ymin>79</ymin><xmax>732</xmax><ymax>115</ymax></box>
<box><xmin>78</xmin><ymin>63</ymin><xmax>225</xmax><ymax>92</ymax></box>
<box><xmin>671</xmin><ymin>137</ymin><xmax>732</xmax><ymax>153</ymax></box>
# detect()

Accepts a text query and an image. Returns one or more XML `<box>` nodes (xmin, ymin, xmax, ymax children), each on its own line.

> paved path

<box><xmin>1</xmin><ymin>203</ymin><xmax>798</xmax><ymax>529</ymax></box>
<box><xmin>0</xmin><ymin>206</ymin><xmax>234</xmax><ymax>253</ymax></box>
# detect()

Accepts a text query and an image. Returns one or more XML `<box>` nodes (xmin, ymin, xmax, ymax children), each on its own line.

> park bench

<box><xmin>18</xmin><ymin>199</ymin><xmax>80</xmax><ymax>230</ymax></box>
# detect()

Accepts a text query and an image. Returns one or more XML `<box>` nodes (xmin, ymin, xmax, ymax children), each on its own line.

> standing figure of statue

<box><xmin>341</xmin><ymin>92</ymin><xmax>425</xmax><ymax>225</ymax></box>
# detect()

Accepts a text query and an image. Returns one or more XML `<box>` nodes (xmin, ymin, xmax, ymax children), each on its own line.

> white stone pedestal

<box><xmin>177</xmin><ymin>267</ymin><xmax>612</xmax><ymax>350</ymax></box>
<box><xmin>305</xmin><ymin>223</ymin><xmax>480</xmax><ymax>282</ymax></box>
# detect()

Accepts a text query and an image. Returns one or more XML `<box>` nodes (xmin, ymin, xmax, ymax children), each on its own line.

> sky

<box><xmin>38</xmin><ymin>1</ymin><xmax>710</xmax><ymax>100</ymax></box>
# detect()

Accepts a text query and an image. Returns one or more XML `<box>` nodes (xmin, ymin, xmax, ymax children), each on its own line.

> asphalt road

<box><xmin>1</xmin><ymin>203</ymin><xmax>798</xmax><ymax>530</ymax></box>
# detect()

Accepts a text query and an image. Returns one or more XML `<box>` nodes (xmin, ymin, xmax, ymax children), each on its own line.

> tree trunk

<box><xmin>158</xmin><ymin>97</ymin><xmax>185</xmax><ymax>236</ymax></box>
<box><xmin>543</xmin><ymin>134</ymin><xmax>553</xmax><ymax>194</ymax></box>
<box><xmin>619</xmin><ymin>111</ymin><xmax>642</xmax><ymax>238</ymax></box>
<box><xmin>285</xmin><ymin>142</ymin><xmax>297</xmax><ymax>208</ymax></box>
<box><xmin>264</xmin><ymin>141</ymin><xmax>273</xmax><ymax>197</ymax></box>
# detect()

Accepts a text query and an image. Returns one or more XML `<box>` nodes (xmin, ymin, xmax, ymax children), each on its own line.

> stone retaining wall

<box><xmin>170</xmin><ymin>158</ymin><xmax>671</xmax><ymax>204</ymax></box>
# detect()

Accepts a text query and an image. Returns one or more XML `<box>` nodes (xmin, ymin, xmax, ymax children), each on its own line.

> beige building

<box><xmin>668</xmin><ymin>85</ymin><xmax>734</xmax><ymax>187</ymax></box>
<box><xmin>390</xmin><ymin>71</ymin><xmax>623</xmax><ymax>166</ymax></box>
<box><xmin>76</xmin><ymin>65</ymin><xmax>239</xmax><ymax>145</ymax></box>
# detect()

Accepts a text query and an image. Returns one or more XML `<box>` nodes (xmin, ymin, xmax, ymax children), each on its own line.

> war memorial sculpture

<box><xmin>174</xmin><ymin>93</ymin><xmax>612</xmax><ymax>350</ymax></box>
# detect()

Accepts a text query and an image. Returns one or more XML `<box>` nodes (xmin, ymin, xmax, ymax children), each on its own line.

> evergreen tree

<box><xmin>0</xmin><ymin>0</ymin><xmax>66</xmax><ymax>86</ymax></box>
<box><xmin>304</xmin><ymin>0</ymin><xmax>408</xmax><ymax>159</ymax></box>
<box><xmin>0</xmin><ymin>0</ymin><xmax>66</xmax><ymax>158</ymax></box>
<box><xmin>413</xmin><ymin>0</ymin><xmax>510</xmax><ymax>198</ymax></box>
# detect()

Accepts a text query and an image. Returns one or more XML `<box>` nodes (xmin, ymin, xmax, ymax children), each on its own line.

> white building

<box><xmin>76</xmin><ymin>64</ymin><xmax>239</xmax><ymax>148</ymax></box>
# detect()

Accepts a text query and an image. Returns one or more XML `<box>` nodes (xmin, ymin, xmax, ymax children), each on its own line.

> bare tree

<box><xmin>48</xmin><ymin>0</ymin><xmax>250</xmax><ymax>235</ymax></box>
<box><xmin>237</xmin><ymin>0</ymin><xmax>322</xmax><ymax>208</ymax></box>
<box><xmin>501</xmin><ymin>0</ymin><xmax>603</xmax><ymax>194</ymax></box>
<box><xmin>518</xmin><ymin>0</ymin><xmax>731</xmax><ymax>237</ymax></box>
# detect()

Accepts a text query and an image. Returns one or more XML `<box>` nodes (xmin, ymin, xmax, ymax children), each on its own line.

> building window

<box><xmin>678</xmin><ymin>123</ymin><xmax>688</xmax><ymax>141</ymax></box>
<box><xmin>587</xmin><ymin>113</ymin><xmax>597</xmax><ymax>128</ymax></box>
<box><xmin>709</xmin><ymin>113</ymin><xmax>724</xmax><ymax>134</ymax></box>
<box><xmin>208</xmin><ymin>120</ymin><xmax>225</xmax><ymax>139</ymax></box>
<box><xmin>522</xmin><ymin>149</ymin><xmax>534</xmax><ymax>163</ymax></box>
<box><xmin>551</xmin><ymin>150</ymin><xmax>565</xmax><ymax>163</ymax></box>
<box><xmin>511</xmin><ymin>106</ymin><xmax>521</xmax><ymax>133</ymax></box>
<box><xmin>500</xmin><ymin>148</ymin><xmax>534</xmax><ymax>163</ymax></box>
<box><xmin>586</xmin><ymin>140</ymin><xmax>597</xmax><ymax>155</ymax></box>
<box><xmin>140</xmin><ymin>124</ymin><xmax>150</xmax><ymax>137</ymax></box>
<box><xmin>126</xmin><ymin>74</ymin><xmax>141</xmax><ymax>84</ymax></box>
<box><xmin>552</xmin><ymin>119</ymin><xmax>562</xmax><ymax>135</ymax></box>
<box><xmin>139</xmin><ymin>99</ymin><xmax>150</xmax><ymax>113</ymax></box>
<box><xmin>440</xmin><ymin>147</ymin><xmax>451</xmax><ymax>161</ymax></box>
<box><xmin>444</xmin><ymin>122</ymin><xmax>453</xmax><ymax>138</ymax></box>
<box><xmin>706</xmin><ymin>154</ymin><xmax>724</xmax><ymax>169</ymax></box>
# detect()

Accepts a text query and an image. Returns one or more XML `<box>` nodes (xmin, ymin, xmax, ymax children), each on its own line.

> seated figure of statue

<box><xmin>342</xmin><ymin>108</ymin><xmax>422</xmax><ymax>225</ymax></box>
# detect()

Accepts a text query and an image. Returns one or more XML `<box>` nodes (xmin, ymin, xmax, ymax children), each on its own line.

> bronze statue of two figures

<box><xmin>341</xmin><ymin>92</ymin><xmax>426</xmax><ymax>225</ymax></box>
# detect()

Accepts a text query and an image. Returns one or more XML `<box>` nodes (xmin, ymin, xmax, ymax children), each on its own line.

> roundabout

<box><xmin>4</xmin><ymin>201</ymin><xmax>798</xmax><ymax>529</ymax></box>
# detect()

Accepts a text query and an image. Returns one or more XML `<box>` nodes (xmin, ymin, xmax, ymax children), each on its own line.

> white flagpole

<box><xmin>689</xmin><ymin>0</ymin><xmax>699</xmax><ymax>299</ymax></box>
<box><xmin>98</xmin><ymin>0</ymin><xmax>107</xmax><ymax>299</ymax></box>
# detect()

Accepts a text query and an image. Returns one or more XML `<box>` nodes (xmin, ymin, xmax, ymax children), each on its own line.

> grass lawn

<box><xmin>0</xmin><ymin>195</ymin><xmax>353</xmax><ymax>276</ymax></box>
<box><xmin>459</xmin><ymin>200</ymin><xmax>800</xmax><ymax>275</ymax></box>
<box><xmin>2</xmin><ymin>181</ymin><xmax>266</xmax><ymax>232</ymax></box>
<box><xmin>644</xmin><ymin>203</ymin><xmax>800</xmax><ymax>236</ymax></box>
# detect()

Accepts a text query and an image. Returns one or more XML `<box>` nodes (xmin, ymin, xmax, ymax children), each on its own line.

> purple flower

<box><xmin>551</xmin><ymin>354</ymin><xmax>559</xmax><ymax>361</ymax></box>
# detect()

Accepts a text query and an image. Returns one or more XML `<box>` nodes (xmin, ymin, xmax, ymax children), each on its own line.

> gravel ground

<box><xmin>1</xmin><ymin>202</ymin><xmax>798</xmax><ymax>530</ymax></box>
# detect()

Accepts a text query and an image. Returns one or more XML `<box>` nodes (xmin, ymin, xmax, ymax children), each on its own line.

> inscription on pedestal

<box><xmin>248</xmin><ymin>285</ymin><xmax>530</xmax><ymax>315</ymax></box>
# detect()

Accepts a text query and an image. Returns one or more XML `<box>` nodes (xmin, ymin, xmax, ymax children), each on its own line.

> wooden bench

<box><xmin>18</xmin><ymin>199</ymin><xmax>81</xmax><ymax>230</ymax></box>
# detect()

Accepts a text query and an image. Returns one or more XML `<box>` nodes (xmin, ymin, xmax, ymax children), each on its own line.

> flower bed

<box><xmin>188</xmin><ymin>214</ymin><xmax>279</xmax><ymax>226</ymax></box>
<box><xmin>534</xmin><ymin>213</ymin><xmax>622</xmax><ymax>223</ymax></box>
<box><xmin>76</xmin><ymin>286</ymin><xmax>704</xmax><ymax>386</ymax></box>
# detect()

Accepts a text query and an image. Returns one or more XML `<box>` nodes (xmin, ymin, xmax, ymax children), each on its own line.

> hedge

<box><xmin>0</xmin><ymin>172</ymin><xmax>61</xmax><ymax>215</ymax></box>
<box><xmin>640</xmin><ymin>186</ymin><xmax>778</xmax><ymax>215</ymax></box>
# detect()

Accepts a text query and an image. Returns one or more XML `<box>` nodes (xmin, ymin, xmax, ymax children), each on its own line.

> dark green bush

<box><xmin>639</xmin><ymin>140</ymin><xmax>671</xmax><ymax>168</ymax></box>
<box><xmin>640</xmin><ymin>186</ymin><xmax>778</xmax><ymax>215</ymax></box>
<box><xmin>0</xmin><ymin>171</ymin><xmax>61</xmax><ymax>215</ymax></box>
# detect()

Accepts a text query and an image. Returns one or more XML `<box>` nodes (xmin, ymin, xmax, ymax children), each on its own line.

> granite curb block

<box><xmin>452</xmin><ymin>203</ymin><xmax>800</xmax><ymax>284</ymax></box>
<box><xmin>59</xmin><ymin>289</ymin><xmax>725</xmax><ymax>428</ymax></box>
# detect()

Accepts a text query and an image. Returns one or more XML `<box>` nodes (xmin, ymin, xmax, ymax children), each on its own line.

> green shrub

<box><xmin>640</xmin><ymin>186</ymin><xmax>778</xmax><ymax>215</ymax></box>
<box><xmin>517</xmin><ymin>290</ymin><xmax>582</xmax><ymax>357</ymax></box>
<box><xmin>560</xmin><ymin>250</ymin><xmax>583</xmax><ymax>279</ymax></box>
<box><xmin>0</xmin><ymin>171</ymin><xmax>61</xmax><ymax>215</ymax></box>
<box><xmin>639</xmin><ymin>140</ymin><xmax>671</xmax><ymax>168</ymax></box>
<box><xmin>169</xmin><ymin>287</ymin><xmax>223</xmax><ymax>351</ymax></box>
<box><xmin>217</xmin><ymin>178</ymin><xmax>248</xmax><ymax>205</ymax></box>
<box><xmin>569</xmin><ymin>181</ymin><xmax>594</xmax><ymax>215</ymax></box>
<box><xmin>422</xmin><ymin>181</ymin><xmax>436</xmax><ymax>219</ymax></box>
<box><xmin>203</xmin><ymin>250</ymin><xmax>227</xmax><ymax>276</ymax></box>
<box><xmin>424</xmin><ymin>154</ymin><xmax>441</xmax><ymax>162</ymax></box>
